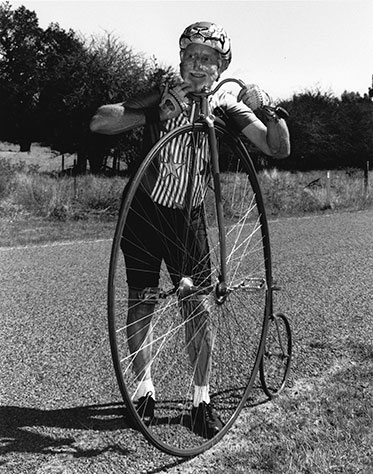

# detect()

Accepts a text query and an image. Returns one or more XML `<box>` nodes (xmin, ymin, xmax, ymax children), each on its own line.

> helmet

<box><xmin>179</xmin><ymin>21</ymin><xmax>232</xmax><ymax>71</ymax></box>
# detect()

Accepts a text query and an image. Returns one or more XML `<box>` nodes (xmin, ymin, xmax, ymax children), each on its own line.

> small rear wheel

<box><xmin>259</xmin><ymin>313</ymin><xmax>292</xmax><ymax>398</ymax></box>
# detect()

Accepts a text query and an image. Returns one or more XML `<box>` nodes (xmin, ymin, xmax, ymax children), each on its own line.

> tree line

<box><xmin>1</xmin><ymin>2</ymin><xmax>372</xmax><ymax>173</ymax></box>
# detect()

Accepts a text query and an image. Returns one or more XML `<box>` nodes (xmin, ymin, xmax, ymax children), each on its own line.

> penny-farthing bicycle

<box><xmin>108</xmin><ymin>78</ymin><xmax>292</xmax><ymax>457</ymax></box>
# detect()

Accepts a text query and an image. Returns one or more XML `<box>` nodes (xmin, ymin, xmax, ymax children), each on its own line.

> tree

<box><xmin>36</xmin><ymin>23</ymin><xmax>99</xmax><ymax>167</ymax></box>
<box><xmin>337</xmin><ymin>91</ymin><xmax>373</xmax><ymax>168</ymax></box>
<box><xmin>276</xmin><ymin>89</ymin><xmax>342</xmax><ymax>170</ymax></box>
<box><xmin>0</xmin><ymin>2</ymin><xmax>43</xmax><ymax>150</ymax></box>
<box><xmin>0</xmin><ymin>1</ymin><xmax>178</xmax><ymax>172</ymax></box>
<box><xmin>81</xmin><ymin>34</ymin><xmax>177</xmax><ymax>174</ymax></box>
<box><xmin>0</xmin><ymin>4</ymin><xmax>90</xmax><ymax>154</ymax></box>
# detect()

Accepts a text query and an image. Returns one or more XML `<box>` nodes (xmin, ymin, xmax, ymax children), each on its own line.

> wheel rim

<box><xmin>260</xmin><ymin>313</ymin><xmax>292</xmax><ymax>398</ymax></box>
<box><xmin>108</xmin><ymin>123</ymin><xmax>272</xmax><ymax>456</ymax></box>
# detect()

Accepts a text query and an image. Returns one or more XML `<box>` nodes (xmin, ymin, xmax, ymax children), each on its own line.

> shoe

<box><xmin>135</xmin><ymin>392</ymin><xmax>155</xmax><ymax>421</ymax></box>
<box><xmin>191</xmin><ymin>402</ymin><xmax>223</xmax><ymax>439</ymax></box>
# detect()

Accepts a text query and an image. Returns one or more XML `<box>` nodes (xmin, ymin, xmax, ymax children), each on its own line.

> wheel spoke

<box><xmin>108</xmin><ymin>122</ymin><xmax>272</xmax><ymax>456</ymax></box>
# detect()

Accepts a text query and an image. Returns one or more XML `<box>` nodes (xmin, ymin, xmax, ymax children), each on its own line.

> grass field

<box><xmin>0</xmin><ymin>142</ymin><xmax>372</xmax><ymax>247</ymax></box>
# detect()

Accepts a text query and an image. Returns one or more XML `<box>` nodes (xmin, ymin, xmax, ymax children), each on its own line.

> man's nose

<box><xmin>193</xmin><ymin>57</ymin><xmax>202</xmax><ymax>69</ymax></box>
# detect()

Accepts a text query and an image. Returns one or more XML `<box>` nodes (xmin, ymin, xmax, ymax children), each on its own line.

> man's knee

<box><xmin>129</xmin><ymin>287</ymin><xmax>159</xmax><ymax>305</ymax></box>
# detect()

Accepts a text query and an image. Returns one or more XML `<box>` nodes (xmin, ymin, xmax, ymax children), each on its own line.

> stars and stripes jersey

<box><xmin>141</xmin><ymin>87</ymin><xmax>259</xmax><ymax>209</ymax></box>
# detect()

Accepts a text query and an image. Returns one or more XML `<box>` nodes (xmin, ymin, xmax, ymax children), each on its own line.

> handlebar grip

<box><xmin>274</xmin><ymin>106</ymin><xmax>289</xmax><ymax>119</ymax></box>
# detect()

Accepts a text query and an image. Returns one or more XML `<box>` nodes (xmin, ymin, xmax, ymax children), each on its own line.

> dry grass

<box><xmin>0</xmin><ymin>162</ymin><xmax>125</xmax><ymax>221</ymax></box>
<box><xmin>260</xmin><ymin>168</ymin><xmax>372</xmax><ymax>217</ymax></box>
<box><xmin>0</xmin><ymin>142</ymin><xmax>372</xmax><ymax>248</ymax></box>
<box><xmin>170</xmin><ymin>351</ymin><xmax>372</xmax><ymax>474</ymax></box>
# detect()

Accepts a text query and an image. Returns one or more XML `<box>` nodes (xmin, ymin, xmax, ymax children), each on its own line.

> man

<box><xmin>90</xmin><ymin>21</ymin><xmax>290</xmax><ymax>439</ymax></box>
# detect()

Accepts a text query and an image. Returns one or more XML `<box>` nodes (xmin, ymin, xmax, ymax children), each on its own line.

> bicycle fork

<box><xmin>205</xmin><ymin>115</ymin><xmax>228</xmax><ymax>303</ymax></box>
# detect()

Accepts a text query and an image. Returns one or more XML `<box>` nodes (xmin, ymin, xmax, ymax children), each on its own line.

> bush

<box><xmin>8</xmin><ymin>172</ymin><xmax>69</xmax><ymax>218</ymax></box>
<box><xmin>72</xmin><ymin>175</ymin><xmax>126</xmax><ymax>216</ymax></box>
<box><xmin>0</xmin><ymin>161</ymin><xmax>127</xmax><ymax>220</ymax></box>
<box><xmin>0</xmin><ymin>163</ymin><xmax>370</xmax><ymax>222</ymax></box>
<box><xmin>259</xmin><ymin>168</ymin><xmax>372</xmax><ymax>216</ymax></box>
<box><xmin>0</xmin><ymin>159</ymin><xmax>29</xmax><ymax>198</ymax></box>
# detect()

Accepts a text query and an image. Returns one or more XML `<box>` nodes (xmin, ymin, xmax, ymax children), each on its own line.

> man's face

<box><xmin>180</xmin><ymin>43</ymin><xmax>221</xmax><ymax>92</ymax></box>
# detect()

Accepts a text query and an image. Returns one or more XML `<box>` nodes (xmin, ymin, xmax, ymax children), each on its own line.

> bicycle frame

<box><xmin>187</xmin><ymin>78</ymin><xmax>247</xmax><ymax>301</ymax></box>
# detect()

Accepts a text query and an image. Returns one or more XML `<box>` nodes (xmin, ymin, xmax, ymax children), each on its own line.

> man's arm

<box><xmin>237</xmin><ymin>83</ymin><xmax>290</xmax><ymax>159</ymax></box>
<box><xmin>241</xmin><ymin>116</ymin><xmax>290</xmax><ymax>159</ymax></box>
<box><xmin>90</xmin><ymin>83</ymin><xmax>192</xmax><ymax>135</ymax></box>
<box><xmin>90</xmin><ymin>104</ymin><xmax>146</xmax><ymax>135</ymax></box>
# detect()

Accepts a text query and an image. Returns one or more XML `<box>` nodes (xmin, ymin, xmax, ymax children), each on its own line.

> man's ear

<box><xmin>216</xmin><ymin>59</ymin><xmax>223</xmax><ymax>80</ymax></box>
<box><xmin>179</xmin><ymin>62</ymin><xmax>185</xmax><ymax>78</ymax></box>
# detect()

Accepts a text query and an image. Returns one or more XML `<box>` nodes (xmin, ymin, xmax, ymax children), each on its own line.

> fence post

<box><xmin>73</xmin><ymin>158</ymin><xmax>77</xmax><ymax>199</ymax></box>
<box><xmin>364</xmin><ymin>161</ymin><xmax>369</xmax><ymax>198</ymax></box>
<box><xmin>326</xmin><ymin>170</ymin><xmax>331</xmax><ymax>208</ymax></box>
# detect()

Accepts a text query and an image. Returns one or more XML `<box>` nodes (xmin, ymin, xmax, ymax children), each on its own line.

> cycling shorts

<box><xmin>121</xmin><ymin>190</ymin><xmax>211</xmax><ymax>291</ymax></box>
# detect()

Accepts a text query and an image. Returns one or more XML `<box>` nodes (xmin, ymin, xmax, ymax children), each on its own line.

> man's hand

<box><xmin>237</xmin><ymin>83</ymin><xmax>272</xmax><ymax>111</ymax></box>
<box><xmin>159</xmin><ymin>83</ymin><xmax>191</xmax><ymax>119</ymax></box>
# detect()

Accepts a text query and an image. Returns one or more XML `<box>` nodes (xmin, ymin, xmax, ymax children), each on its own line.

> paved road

<box><xmin>1</xmin><ymin>210</ymin><xmax>372</xmax><ymax>473</ymax></box>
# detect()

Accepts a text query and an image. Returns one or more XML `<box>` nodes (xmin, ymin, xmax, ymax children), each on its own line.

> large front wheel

<box><xmin>108</xmin><ymin>122</ymin><xmax>273</xmax><ymax>457</ymax></box>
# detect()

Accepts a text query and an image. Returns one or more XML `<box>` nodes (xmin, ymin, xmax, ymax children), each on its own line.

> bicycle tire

<box><xmin>259</xmin><ymin>312</ymin><xmax>292</xmax><ymax>398</ymax></box>
<box><xmin>108</xmin><ymin>121</ymin><xmax>273</xmax><ymax>457</ymax></box>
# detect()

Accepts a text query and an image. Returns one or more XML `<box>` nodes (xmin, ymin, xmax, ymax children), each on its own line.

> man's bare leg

<box><xmin>180</xmin><ymin>292</ymin><xmax>214</xmax><ymax>406</ymax></box>
<box><xmin>127</xmin><ymin>287</ymin><xmax>158</xmax><ymax>400</ymax></box>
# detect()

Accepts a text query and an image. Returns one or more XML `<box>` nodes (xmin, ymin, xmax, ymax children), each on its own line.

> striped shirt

<box><xmin>149</xmin><ymin>88</ymin><xmax>258</xmax><ymax>209</ymax></box>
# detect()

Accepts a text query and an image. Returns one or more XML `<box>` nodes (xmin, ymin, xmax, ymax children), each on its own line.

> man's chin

<box><xmin>188</xmin><ymin>80</ymin><xmax>214</xmax><ymax>93</ymax></box>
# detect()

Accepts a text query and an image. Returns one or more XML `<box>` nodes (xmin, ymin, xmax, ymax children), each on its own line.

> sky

<box><xmin>9</xmin><ymin>0</ymin><xmax>373</xmax><ymax>100</ymax></box>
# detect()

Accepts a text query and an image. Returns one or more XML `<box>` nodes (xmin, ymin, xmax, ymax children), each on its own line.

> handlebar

<box><xmin>211</xmin><ymin>78</ymin><xmax>247</xmax><ymax>95</ymax></box>
<box><xmin>190</xmin><ymin>78</ymin><xmax>289</xmax><ymax>119</ymax></box>
<box><xmin>190</xmin><ymin>77</ymin><xmax>245</xmax><ymax>98</ymax></box>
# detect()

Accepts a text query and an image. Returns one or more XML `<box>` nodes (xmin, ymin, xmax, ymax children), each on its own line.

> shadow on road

<box><xmin>0</xmin><ymin>391</ymin><xmax>272</xmax><ymax>471</ymax></box>
<box><xmin>0</xmin><ymin>402</ymin><xmax>134</xmax><ymax>458</ymax></box>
